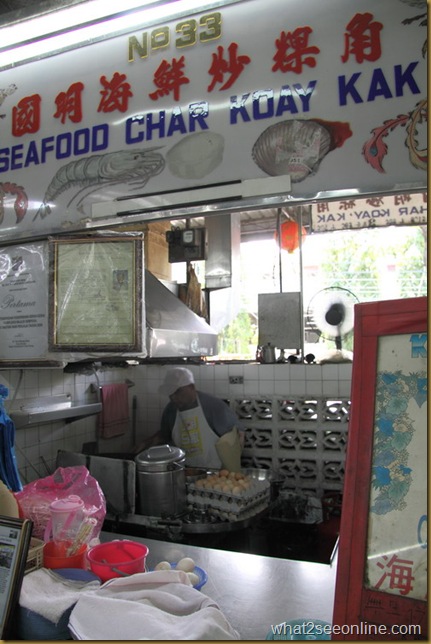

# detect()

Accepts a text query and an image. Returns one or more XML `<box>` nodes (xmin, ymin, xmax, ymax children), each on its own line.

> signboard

<box><xmin>332</xmin><ymin>297</ymin><xmax>427</xmax><ymax>640</ymax></box>
<box><xmin>0</xmin><ymin>241</ymin><xmax>51</xmax><ymax>362</ymax></box>
<box><xmin>0</xmin><ymin>0</ymin><xmax>427</xmax><ymax>242</ymax></box>
<box><xmin>311</xmin><ymin>191</ymin><xmax>427</xmax><ymax>232</ymax></box>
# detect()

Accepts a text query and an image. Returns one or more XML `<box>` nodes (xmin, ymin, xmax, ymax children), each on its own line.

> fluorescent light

<box><xmin>0</xmin><ymin>0</ymin><xmax>226</xmax><ymax>69</ymax></box>
<box><xmin>0</xmin><ymin>0</ymin><xmax>164</xmax><ymax>47</ymax></box>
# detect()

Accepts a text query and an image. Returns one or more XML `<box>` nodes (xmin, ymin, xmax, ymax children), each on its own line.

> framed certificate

<box><xmin>0</xmin><ymin>516</ymin><xmax>33</xmax><ymax>639</ymax></box>
<box><xmin>49</xmin><ymin>234</ymin><xmax>143</xmax><ymax>352</ymax></box>
<box><xmin>332</xmin><ymin>297</ymin><xmax>427</xmax><ymax>639</ymax></box>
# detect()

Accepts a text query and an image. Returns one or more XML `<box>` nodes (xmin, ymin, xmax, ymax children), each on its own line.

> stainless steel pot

<box><xmin>135</xmin><ymin>444</ymin><xmax>186</xmax><ymax>518</ymax></box>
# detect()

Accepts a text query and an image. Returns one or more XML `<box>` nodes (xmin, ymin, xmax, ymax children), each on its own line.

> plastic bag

<box><xmin>14</xmin><ymin>466</ymin><xmax>106</xmax><ymax>540</ymax></box>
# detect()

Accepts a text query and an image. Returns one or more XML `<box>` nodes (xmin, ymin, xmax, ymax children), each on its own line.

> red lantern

<box><xmin>277</xmin><ymin>220</ymin><xmax>307</xmax><ymax>253</ymax></box>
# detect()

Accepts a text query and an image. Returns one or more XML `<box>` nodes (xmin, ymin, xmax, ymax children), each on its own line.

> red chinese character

<box><xmin>316</xmin><ymin>203</ymin><xmax>329</xmax><ymax>213</ymax></box>
<box><xmin>208</xmin><ymin>42</ymin><xmax>251</xmax><ymax>92</ymax></box>
<box><xmin>393</xmin><ymin>194</ymin><xmax>412</xmax><ymax>205</ymax></box>
<box><xmin>341</xmin><ymin>13</ymin><xmax>383</xmax><ymax>63</ymax></box>
<box><xmin>338</xmin><ymin>200</ymin><xmax>356</xmax><ymax>210</ymax></box>
<box><xmin>375</xmin><ymin>554</ymin><xmax>415</xmax><ymax>596</ymax></box>
<box><xmin>272</xmin><ymin>26</ymin><xmax>320</xmax><ymax>74</ymax></box>
<box><xmin>12</xmin><ymin>94</ymin><xmax>41</xmax><ymax>136</ymax></box>
<box><xmin>366</xmin><ymin>197</ymin><xmax>384</xmax><ymax>207</ymax></box>
<box><xmin>149</xmin><ymin>57</ymin><xmax>189</xmax><ymax>102</ymax></box>
<box><xmin>98</xmin><ymin>72</ymin><xmax>133</xmax><ymax>113</ymax></box>
<box><xmin>54</xmin><ymin>82</ymin><xmax>84</xmax><ymax>124</ymax></box>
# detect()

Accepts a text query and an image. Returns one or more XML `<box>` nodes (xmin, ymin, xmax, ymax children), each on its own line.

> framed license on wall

<box><xmin>332</xmin><ymin>297</ymin><xmax>427</xmax><ymax>640</ymax></box>
<box><xmin>48</xmin><ymin>233</ymin><xmax>143</xmax><ymax>353</ymax></box>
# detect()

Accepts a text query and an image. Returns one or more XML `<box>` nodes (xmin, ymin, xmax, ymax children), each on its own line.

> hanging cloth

<box><xmin>97</xmin><ymin>384</ymin><xmax>129</xmax><ymax>439</ymax></box>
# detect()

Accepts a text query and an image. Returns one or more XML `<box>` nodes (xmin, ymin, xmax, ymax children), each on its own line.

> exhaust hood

<box><xmin>144</xmin><ymin>269</ymin><xmax>217</xmax><ymax>358</ymax></box>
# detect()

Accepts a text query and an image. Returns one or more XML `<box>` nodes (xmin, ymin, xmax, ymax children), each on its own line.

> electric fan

<box><xmin>306</xmin><ymin>286</ymin><xmax>359</xmax><ymax>352</ymax></box>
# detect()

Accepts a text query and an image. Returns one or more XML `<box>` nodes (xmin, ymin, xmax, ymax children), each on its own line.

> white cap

<box><xmin>159</xmin><ymin>367</ymin><xmax>195</xmax><ymax>396</ymax></box>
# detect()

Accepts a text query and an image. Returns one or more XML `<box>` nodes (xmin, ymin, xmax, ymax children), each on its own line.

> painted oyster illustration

<box><xmin>167</xmin><ymin>131</ymin><xmax>224</xmax><ymax>180</ymax></box>
<box><xmin>252</xmin><ymin>118</ymin><xmax>352</xmax><ymax>182</ymax></box>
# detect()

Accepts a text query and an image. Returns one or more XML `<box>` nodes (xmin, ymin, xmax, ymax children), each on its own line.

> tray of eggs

<box><xmin>186</xmin><ymin>469</ymin><xmax>271</xmax><ymax>521</ymax></box>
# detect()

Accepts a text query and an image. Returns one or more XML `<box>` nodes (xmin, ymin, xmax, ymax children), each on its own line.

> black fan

<box><xmin>306</xmin><ymin>286</ymin><xmax>359</xmax><ymax>351</ymax></box>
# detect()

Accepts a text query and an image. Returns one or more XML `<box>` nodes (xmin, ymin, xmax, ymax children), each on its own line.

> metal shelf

<box><xmin>9</xmin><ymin>394</ymin><xmax>102</xmax><ymax>428</ymax></box>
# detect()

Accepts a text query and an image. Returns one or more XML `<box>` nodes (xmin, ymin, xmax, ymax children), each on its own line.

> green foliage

<box><xmin>218</xmin><ymin>310</ymin><xmax>257</xmax><ymax>357</ymax></box>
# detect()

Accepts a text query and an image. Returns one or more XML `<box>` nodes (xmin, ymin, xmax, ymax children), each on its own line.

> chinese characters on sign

<box><xmin>10</xmin><ymin>11</ymin><xmax>388</xmax><ymax>136</ymax></box>
<box><xmin>311</xmin><ymin>192</ymin><xmax>427</xmax><ymax>231</ymax></box>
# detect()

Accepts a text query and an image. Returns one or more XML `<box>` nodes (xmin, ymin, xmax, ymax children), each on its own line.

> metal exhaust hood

<box><xmin>144</xmin><ymin>269</ymin><xmax>217</xmax><ymax>358</ymax></box>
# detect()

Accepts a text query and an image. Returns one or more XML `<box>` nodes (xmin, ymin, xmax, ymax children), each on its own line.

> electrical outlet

<box><xmin>229</xmin><ymin>376</ymin><xmax>244</xmax><ymax>384</ymax></box>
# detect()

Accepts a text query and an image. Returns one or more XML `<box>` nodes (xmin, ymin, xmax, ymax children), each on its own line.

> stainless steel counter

<box><xmin>101</xmin><ymin>532</ymin><xmax>337</xmax><ymax>640</ymax></box>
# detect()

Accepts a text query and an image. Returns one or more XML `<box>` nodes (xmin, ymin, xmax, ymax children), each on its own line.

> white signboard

<box><xmin>0</xmin><ymin>0</ymin><xmax>427</xmax><ymax>242</ymax></box>
<box><xmin>311</xmin><ymin>191</ymin><xmax>427</xmax><ymax>232</ymax></box>
<box><xmin>0</xmin><ymin>242</ymin><xmax>50</xmax><ymax>362</ymax></box>
<box><xmin>366</xmin><ymin>332</ymin><xmax>427</xmax><ymax>601</ymax></box>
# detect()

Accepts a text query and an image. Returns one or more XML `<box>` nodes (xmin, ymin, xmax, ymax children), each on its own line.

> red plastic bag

<box><xmin>14</xmin><ymin>466</ymin><xmax>106</xmax><ymax>540</ymax></box>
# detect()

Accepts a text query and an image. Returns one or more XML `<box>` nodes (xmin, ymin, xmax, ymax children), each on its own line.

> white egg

<box><xmin>154</xmin><ymin>561</ymin><xmax>172</xmax><ymax>571</ymax></box>
<box><xmin>176</xmin><ymin>556</ymin><xmax>196</xmax><ymax>572</ymax></box>
<box><xmin>187</xmin><ymin>571</ymin><xmax>200</xmax><ymax>586</ymax></box>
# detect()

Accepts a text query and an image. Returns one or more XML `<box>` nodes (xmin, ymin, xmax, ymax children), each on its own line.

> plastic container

<box><xmin>44</xmin><ymin>495</ymin><xmax>85</xmax><ymax>544</ymax></box>
<box><xmin>43</xmin><ymin>541</ymin><xmax>87</xmax><ymax>569</ymax></box>
<box><xmin>86</xmin><ymin>540</ymin><xmax>149</xmax><ymax>582</ymax></box>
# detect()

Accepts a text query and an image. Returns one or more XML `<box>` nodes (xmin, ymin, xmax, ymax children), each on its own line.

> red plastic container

<box><xmin>43</xmin><ymin>541</ymin><xmax>87</xmax><ymax>569</ymax></box>
<box><xmin>86</xmin><ymin>540</ymin><xmax>149</xmax><ymax>582</ymax></box>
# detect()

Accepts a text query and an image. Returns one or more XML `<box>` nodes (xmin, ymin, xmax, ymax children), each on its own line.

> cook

<box><xmin>134</xmin><ymin>367</ymin><xmax>245</xmax><ymax>470</ymax></box>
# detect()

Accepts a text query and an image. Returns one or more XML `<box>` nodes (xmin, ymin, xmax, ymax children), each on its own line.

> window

<box><xmin>211</xmin><ymin>223</ymin><xmax>427</xmax><ymax>362</ymax></box>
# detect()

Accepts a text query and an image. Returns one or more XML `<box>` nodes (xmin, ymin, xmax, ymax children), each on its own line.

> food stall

<box><xmin>0</xmin><ymin>0</ymin><xmax>427</xmax><ymax>639</ymax></box>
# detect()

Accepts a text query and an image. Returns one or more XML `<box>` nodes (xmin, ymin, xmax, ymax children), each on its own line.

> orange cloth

<box><xmin>98</xmin><ymin>384</ymin><xmax>129</xmax><ymax>439</ymax></box>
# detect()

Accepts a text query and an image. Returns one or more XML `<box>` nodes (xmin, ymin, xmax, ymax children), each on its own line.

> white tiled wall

<box><xmin>0</xmin><ymin>362</ymin><xmax>352</xmax><ymax>486</ymax></box>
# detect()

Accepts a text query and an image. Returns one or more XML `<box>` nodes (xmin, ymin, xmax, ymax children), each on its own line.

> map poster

<box><xmin>365</xmin><ymin>332</ymin><xmax>427</xmax><ymax>601</ymax></box>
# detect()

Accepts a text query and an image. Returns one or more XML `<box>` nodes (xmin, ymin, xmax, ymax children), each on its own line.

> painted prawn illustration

<box><xmin>0</xmin><ymin>182</ymin><xmax>28</xmax><ymax>223</ymax></box>
<box><xmin>35</xmin><ymin>147</ymin><xmax>166</xmax><ymax>220</ymax></box>
<box><xmin>362</xmin><ymin>98</ymin><xmax>427</xmax><ymax>173</ymax></box>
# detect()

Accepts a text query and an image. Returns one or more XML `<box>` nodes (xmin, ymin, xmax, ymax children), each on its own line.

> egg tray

<box><xmin>186</xmin><ymin>478</ymin><xmax>270</xmax><ymax>520</ymax></box>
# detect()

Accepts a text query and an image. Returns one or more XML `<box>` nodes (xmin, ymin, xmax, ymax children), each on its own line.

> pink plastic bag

<box><xmin>14</xmin><ymin>466</ymin><xmax>106</xmax><ymax>540</ymax></box>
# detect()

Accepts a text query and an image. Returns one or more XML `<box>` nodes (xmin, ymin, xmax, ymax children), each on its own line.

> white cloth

<box><xmin>19</xmin><ymin>568</ymin><xmax>100</xmax><ymax>624</ymax></box>
<box><xmin>68</xmin><ymin>569</ymin><xmax>240</xmax><ymax>640</ymax></box>
<box><xmin>172</xmin><ymin>395</ymin><xmax>222</xmax><ymax>469</ymax></box>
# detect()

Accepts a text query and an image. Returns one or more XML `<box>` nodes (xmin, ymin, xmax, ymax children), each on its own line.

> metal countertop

<box><xmin>101</xmin><ymin>532</ymin><xmax>337</xmax><ymax>640</ymax></box>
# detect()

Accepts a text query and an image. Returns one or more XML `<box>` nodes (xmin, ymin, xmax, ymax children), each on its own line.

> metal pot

<box><xmin>257</xmin><ymin>343</ymin><xmax>276</xmax><ymax>363</ymax></box>
<box><xmin>135</xmin><ymin>444</ymin><xmax>186</xmax><ymax>518</ymax></box>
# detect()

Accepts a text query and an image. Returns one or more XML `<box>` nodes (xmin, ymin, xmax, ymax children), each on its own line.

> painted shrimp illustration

<box><xmin>35</xmin><ymin>147</ymin><xmax>166</xmax><ymax>219</ymax></box>
<box><xmin>0</xmin><ymin>182</ymin><xmax>28</xmax><ymax>224</ymax></box>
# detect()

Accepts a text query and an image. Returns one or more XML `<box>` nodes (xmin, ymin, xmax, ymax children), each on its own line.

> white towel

<box><xmin>19</xmin><ymin>568</ymin><xmax>100</xmax><ymax>624</ymax></box>
<box><xmin>69</xmin><ymin>570</ymin><xmax>240</xmax><ymax>640</ymax></box>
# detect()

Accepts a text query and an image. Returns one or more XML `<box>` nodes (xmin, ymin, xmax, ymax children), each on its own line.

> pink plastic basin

<box><xmin>86</xmin><ymin>540</ymin><xmax>149</xmax><ymax>582</ymax></box>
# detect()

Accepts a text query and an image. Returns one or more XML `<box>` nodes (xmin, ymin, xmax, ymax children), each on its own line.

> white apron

<box><xmin>171</xmin><ymin>396</ymin><xmax>222</xmax><ymax>469</ymax></box>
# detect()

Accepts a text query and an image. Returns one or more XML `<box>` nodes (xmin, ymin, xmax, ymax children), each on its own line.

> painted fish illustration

<box><xmin>0</xmin><ymin>182</ymin><xmax>28</xmax><ymax>223</ymax></box>
<box><xmin>35</xmin><ymin>147</ymin><xmax>166</xmax><ymax>219</ymax></box>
